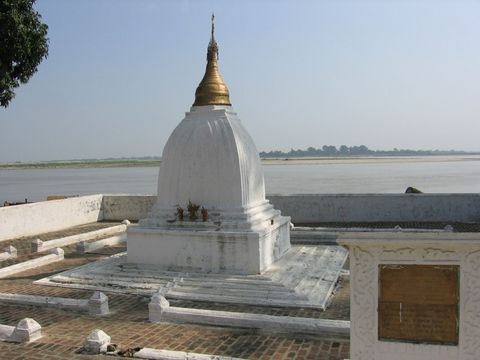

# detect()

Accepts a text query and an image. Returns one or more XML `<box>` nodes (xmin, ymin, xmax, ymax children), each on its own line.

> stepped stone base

<box><xmin>35</xmin><ymin>244</ymin><xmax>348</xmax><ymax>309</ymax></box>
<box><xmin>127</xmin><ymin>215</ymin><xmax>290</xmax><ymax>275</ymax></box>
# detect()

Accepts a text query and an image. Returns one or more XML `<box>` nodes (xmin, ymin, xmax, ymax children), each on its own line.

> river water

<box><xmin>1</xmin><ymin>156</ymin><xmax>479</xmax><ymax>203</ymax></box>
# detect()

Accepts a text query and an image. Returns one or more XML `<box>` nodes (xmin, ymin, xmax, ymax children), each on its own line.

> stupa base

<box><xmin>127</xmin><ymin>215</ymin><xmax>290</xmax><ymax>275</ymax></box>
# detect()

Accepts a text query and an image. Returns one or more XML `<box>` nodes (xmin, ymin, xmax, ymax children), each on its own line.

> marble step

<box><xmin>165</xmin><ymin>290</ymin><xmax>315</xmax><ymax>308</ymax></box>
<box><xmin>35</xmin><ymin>245</ymin><xmax>348</xmax><ymax>309</ymax></box>
<box><xmin>50</xmin><ymin>275</ymin><xmax>168</xmax><ymax>291</ymax></box>
<box><xmin>169</xmin><ymin>284</ymin><xmax>305</xmax><ymax>301</ymax></box>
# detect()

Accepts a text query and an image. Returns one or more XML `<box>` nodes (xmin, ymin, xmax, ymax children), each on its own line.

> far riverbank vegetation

<box><xmin>1</xmin><ymin>146</ymin><xmax>477</xmax><ymax>169</ymax></box>
<box><xmin>259</xmin><ymin>145</ymin><xmax>477</xmax><ymax>158</ymax></box>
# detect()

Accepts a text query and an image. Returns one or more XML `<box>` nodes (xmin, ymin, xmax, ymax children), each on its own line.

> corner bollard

<box><xmin>88</xmin><ymin>291</ymin><xmax>109</xmax><ymax>316</ymax></box>
<box><xmin>149</xmin><ymin>294</ymin><xmax>170</xmax><ymax>322</ymax></box>
<box><xmin>84</xmin><ymin>329</ymin><xmax>111</xmax><ymax>354</ymax></box>
<box><xmin>50</xmin><ymin>247</ymin><xmax>64</xmax><ymax>258</ymax></box>
<box><xmin>9</xmin><ymin>318</ymin><xmax>42</xmax><ymax>343</ymax></box>
<box><xmin>5</xmin><ymin>245</ymin><xmax>17</xmax><ymax>258</ymax></box>
<box><xmin>76</xmin><ymin>241</ymin><xmax>88</xmax><ymax>254</ymax></box>
<box><xmin>31</xmin><ymin>238</ymin><xmax>43</xmax><ymax>252</ymax></box>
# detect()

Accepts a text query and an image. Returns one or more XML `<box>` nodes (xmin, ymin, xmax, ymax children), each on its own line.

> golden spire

<box><xmin>193</xmin><ymin>14</ymin><xmax>231</xmax><ymax>106</ymax></box>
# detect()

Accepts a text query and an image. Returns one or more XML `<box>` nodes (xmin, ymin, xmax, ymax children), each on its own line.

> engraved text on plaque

<box><xmin>378</xmin><ymin>264</ymin><xmax>459</xmax><ymax>345</ymax></box>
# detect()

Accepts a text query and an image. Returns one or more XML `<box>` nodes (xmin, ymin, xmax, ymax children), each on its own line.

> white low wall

<box><xmin>0</xmin><ymin>248</ymin><xmax>64</xmax><ymax>279</ymax></box>
<box><xmin>102</xmin><ymin>194</ymin><xmax>480</xmax><ymax>224</ymax></box>
<box><xmin>102</xmin><ymin>194</ymin><xmax>156</xmax><ymax>221</ymax></box>
<box><xmin>0</xmin><ymin>194</ymin><xmax>102</xmax><ymax>242</ymax></box>
<box><xmin>268</xmin><ymin>194</ymin><xmax>480</xmax><ymax>223</ymax></box>
<box><xmin>32</xmin><ymin>224</ymin><xmax>127</xmax><ymax>253</ymax></box>
<box><xmin>1</xmin><ymin>194</ymin><xmax>478</xmax><ymax>242</ymax></box>
<box><xmin>149</xmin><ymin>295</ymin><xmax>349</xmax><ymax>337</ymax></box>
<box><xmin>0</xmin><ymin>291</ymin><xmax>109</xmax><ymax>315</ymax></box>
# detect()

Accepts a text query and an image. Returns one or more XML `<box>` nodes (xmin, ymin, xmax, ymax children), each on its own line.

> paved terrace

<box><xmin>0</xmin><ymin>222</ymin><xmax>350</xmax><ymax>360</ymax></box>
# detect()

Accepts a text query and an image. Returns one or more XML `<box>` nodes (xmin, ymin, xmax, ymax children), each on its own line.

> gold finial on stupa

<box><xmin>193</xmin><ymin>14</ymin><xmax>231</xmax><ymax>106</ymax></box>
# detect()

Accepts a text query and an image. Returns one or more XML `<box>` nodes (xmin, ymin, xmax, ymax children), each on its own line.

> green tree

<box><xmin>339</xmin><ymin>145</ymin><xmax>349</xmax><ymax>155</ymax></box>
<box><xmin>0</xmin><ymin>0</ymin><xmax>49</xmax><ymax>107</ymax></box>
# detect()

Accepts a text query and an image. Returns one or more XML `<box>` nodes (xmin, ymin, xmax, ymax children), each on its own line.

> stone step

<box><xmin>35</xmin><ymin>245</ymin><xmax>348</xmax><ymax>309</ymax></box>
<box><xmin>177</xmin><ymin>279</ymin><xmax>289</xmax><ymax>291</ymax></box>
<box><xmin>171</xmin><ymin>284</ymin><xmax>304</xmax><ymax>301</ymax></box>
<box><xmin>165</xmin><ymin>290</ymin><xmax>315</xmax><ymax>308</ymax></box>
<box><xmin>51</xmin><ymin>275</ymin><xmax>168</xmax><ymax>292</ymax></box>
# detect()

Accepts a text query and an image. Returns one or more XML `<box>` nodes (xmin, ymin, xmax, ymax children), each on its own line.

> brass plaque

<box><xmin>378</xmin><ymin>264</ymin><xmax>459</xmax><ymax>345</ymax></box>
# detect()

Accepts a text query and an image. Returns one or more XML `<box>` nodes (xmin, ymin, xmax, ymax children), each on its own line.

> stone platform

<box><xmin>35</xmin><ymin>244</ymin><xmax>348</xmax><ymax>310</ymax></box>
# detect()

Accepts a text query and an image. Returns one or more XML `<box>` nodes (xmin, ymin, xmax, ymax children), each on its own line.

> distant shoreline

<box><xmin>1</xmin><ymin>154</ymin><xmax>480</xmax><ymax>170</ymax></box>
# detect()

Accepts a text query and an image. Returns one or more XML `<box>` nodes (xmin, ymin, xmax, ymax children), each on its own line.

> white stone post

<box><xmin>50</xmin><ymin>247</ymin><xmax>64</xmax><ymax>258</ymax></box>
<box><xmin>83</xmin><ymin>329</ymin><xmax>111</xmax><ymax>354</ymax></box>
<box><xmin>88</xmin><ymin>291</ymin><xmax>109</xmax><ymax>316</ymax></box>
<box><xmin>9</xmin><ymin>318</ymin><xmax>42</xmax><ymax>343</ymax></box>
<box><xmin>76</xmin><ymin>241</ymin><xmax>88</xmax><ymax>254</ymax></box>
<box><xmin>5</xmin><ymin>245</ymin><xmax>17</xmax><ymax>258</ymax></box>
<box><xmin>31</xmin><ymin>238</ymin><xmax>43</xmax><ymax>252</ymax></box>
<box><xmin>149</xmin><ymin>293</ymin><xmax>170</xmax><ymax>322</ymax></box>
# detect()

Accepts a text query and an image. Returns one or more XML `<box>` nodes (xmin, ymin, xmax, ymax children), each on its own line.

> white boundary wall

<box><xmin>1</xmin><ymin>194</ymin><xmax>479</xmax><ymax>242</ymax></box>
<box><xmin>102</xmin><ymin>194</ymin><xmax>480</xmax><ymax>223</ymax></box>
<box><xmin>268</xmin><ymin>194</ymin><xmax>480</xmax><ymax>223</ymax></box>
<box><xmin>102</xmin><ymin>194</ymin><xmax>156</xmax><ymax>221</ymax></box>
<box><xmin>0</xmin><ymin>194</ymin><xmax>102</xmax><ymax>242</ymax></box>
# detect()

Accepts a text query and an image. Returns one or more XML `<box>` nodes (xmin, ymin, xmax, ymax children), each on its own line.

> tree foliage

<box><xmin>0</xmin><ymin>0</ymin><xmax>49</xmax><ymax>107</ymax></box>
<box><xmin>259</xmin><ymin>145</ymin><xmax>467</xmax><ymax>158</ymax></box>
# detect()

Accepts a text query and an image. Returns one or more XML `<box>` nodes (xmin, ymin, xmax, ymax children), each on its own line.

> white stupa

<box><xmin>127</xmin><ymin>16</ymin><xmax>290</xmax><ymax>275</ymax></box>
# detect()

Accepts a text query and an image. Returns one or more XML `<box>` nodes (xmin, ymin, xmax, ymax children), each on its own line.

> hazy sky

<box><xmin>1</xmin><ymin>0</ymin><xmax>479</xmax><ymax>162</ymax></box>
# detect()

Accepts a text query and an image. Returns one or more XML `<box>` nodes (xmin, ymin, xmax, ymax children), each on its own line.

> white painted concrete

<box><xmin>102</xmin><ymin>194</ymin><xmax>480</xmax><ymax>224</ymax></box>
<box><xmin>149</xmin><ymin>295</ymin><xmax>349</xmax><ymax>337</ymax></box>
<box><xmin>35</xmin><ymin>245</ymin><xmax>347</xmax><ymax>309</ymax></box>
<box><xmin>0</xmin><ymin>318</ymin><xmax>42</xmax><ymax>343</ymax></box>
<box><xmin>10</xmin><ymin>318</ymin><xmax>42</xmax><ymax>343</ymax></box>
<box><xmin>0</xmin><ymin>245</ymin><xmax>17</xmax><ymax>261</ymax></box>
<box><xmin>134</xmin><ymin>348</ymin><xmax>245</xmax><ymax>360</ymax></box>
<box><xmin>0</xmin><ymin>194</ymin><xmax>103</xmax><ymax>242</ymax></box>
<box><xmin>1</xmin><ymin>193</ymin><xmax>477</xmax><ymax>243</ymax></box>
<box><xmin>0</xmin><ymin>248</ymin><xmax>64</xmax><ymax>279</ymax></box>
<box><xmin>338</xmin><ymin>232</ymin><xmax>480</xmax><ymax>360</ymax></box>
<box><xmin>0</xmin><ymin>291</ymin><xmax>109</xmax><ymax>315</ymax></box>
<box><xmin>84</xmin><ymin>329</ymin><xmax>111</xmax><ymax>354</ymax></box>
<box><xmin>0</xmin><ymin>292</ymin><xmax>87</xmax><ymax>310</ymax></box>
<box><xmin>102</xmin><ymin>195</ymin><xmax>156</xmax><ymax>221</ymax></box>
<box><xmin>77</xmin><ymin>234</ymin><xmax>126</xmax><ymax>253</ymax></box>
<box><xmin>88</xmin><ymin>291</ymin><xmax>109</xmax><ymax>315</ymax></box>
<box><xmin>32</xmin><ymin>224</ymin><xmax>126</xmax><ymax>252</ymax></box>
<box><xmin>0</xmin><ymin>325</ymin><xmax>14</xmax><ymax>341</ymax></box>
<box><xmin>128</xmin><ymin>216</ymin><xmax>290</xmax><ymax>275</ymax></box>
<box><xmin>129</xmin><ymin>105</ymin><xmax>290</xmax><ymax>274</ymax></box>
<box><xmin>155</xmin><ymin>105</ymin><xmax>265</xmax><ymax>212</ymax></box>
<box><xmin>268</xmin><ymin>193</ymin><xmax>480</xmax><ymax>224</ymax></box>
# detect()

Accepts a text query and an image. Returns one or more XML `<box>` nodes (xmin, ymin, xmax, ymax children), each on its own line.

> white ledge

<box><xmin>149</xmin><ymin>295</ymin><xmax>349</xmax><ymax>337</ymax></box>
<box><xmin>77</xmin><ymin>234</ymin><xmax>126</xmax><ymax>254</ymax></box>
<box><xmin>134</xmin><ymin>348</ymin><xmax>244</xmax><ymax>360</ymax></box>
<box><xmin>0</xmin><ymin>248</ymin><xmax>64</xmax><ymax>279</ymax></box>
<box><xmin>31</xmin><ymin>224</ymin><xmax>127</xmax><ymax>253</ymax></box>
<box><xmin>0</xmin><ymin>246</ymin><xmax>17</xmax><ymax>262</ymax></box>
<box><xmin>0</xmin><ymin>291</ymin><xmax>108</xmax><ymax>315</ymax></box>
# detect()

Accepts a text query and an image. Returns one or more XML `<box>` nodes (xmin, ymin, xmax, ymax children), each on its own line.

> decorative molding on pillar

<box><xmin>351</xmin><ymin>246</ymin><xmax>376</xmax><ymax>360</ymax></box>
<box><xmin>462</xmin><ymin>250</ymin><xmax>480</xmax><ymax>360</ymax></box>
